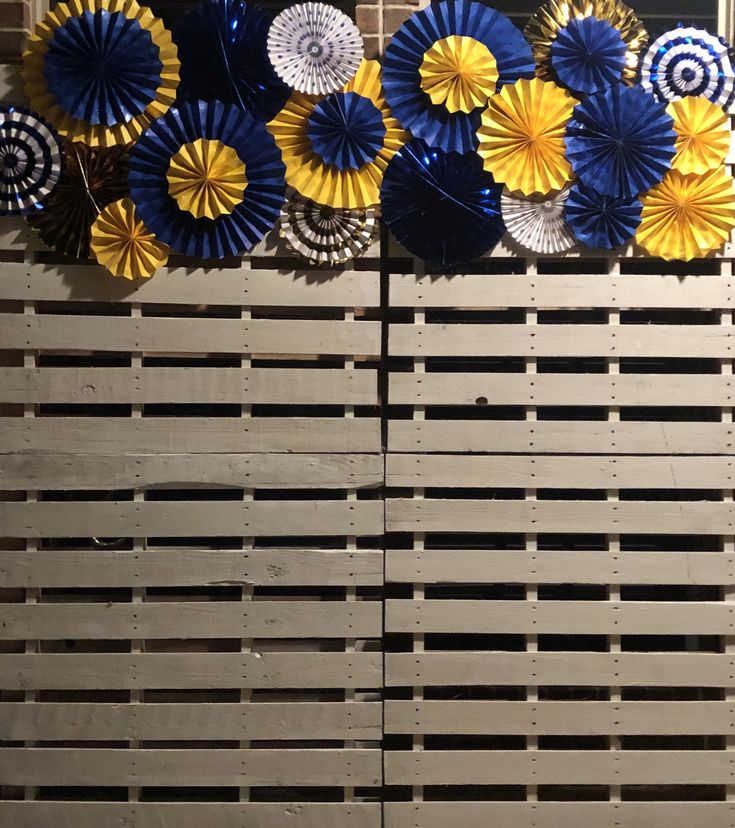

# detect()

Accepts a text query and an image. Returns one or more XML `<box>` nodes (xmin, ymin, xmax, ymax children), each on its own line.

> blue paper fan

<box><xmin>565</xmin><ymin>85</ymin><xmax>676</xmax><ymax>199</ymax></box>
<box><xmin>173</xmin><ymin>0</ymin><xmax>290</xmax><ymax>122</ymax></box>
<box><xmin>382</xmin><ymin>0</ymin><xmax>535</xmax><ymax>154</ymax></box>
<box><xmin>0</xmin><ymin>105</ymin><xmax>63</xmax><ymax>215</ymax></box>
<box><xmin>307</xmin><ymin>91</ymin><xmax>386</xmax><ymax>170</ymax></box>
<box><xmin>43</xmin><ymin>8</ymin><xmax>163</xmax><ymax>127</ymax></box>
<box><xmin>380</xmin><ymin>138</ymin><xmax>505</xmax><ymax>269</ymax></box>
<box><xmin>550</xmin><ymin>16</ymin><xmax>627</xmax><ymax>95</ymax></box>
<box><xmin>565</xmin><ymin>181</ymin><xmax>642</xmax><ymax>250</ymax></box>
<box><xmin>129</xmin><ymin>100</ymin><xmax>285</xmax><ymax>258</ymax></box>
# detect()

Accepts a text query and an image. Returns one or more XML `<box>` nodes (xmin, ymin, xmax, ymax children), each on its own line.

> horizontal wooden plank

<box><xmin>0</xmin><ymin>500</ymin><xmax>383</xmax><ymax>538</ymax></box>
<box><xmin>0</xmin><ymin>600</ymin><xmax>382</xmax><ymax>640</ymax></box>
<box><xmin>384</xmin><ymin>700</ymin><xmax>735</xmax><ymax>735</ymax></box>
<box><xmin>1</xmin><ymin>263</ymin><xmax>380</xmax><ymax>307</ymax></box>
<box><xmin>0</xmin><ymin>747</ymin><xmax>381</xmax><ymax>787</ymax></box>
<box><xmin>385</xmin><ymin>550</ymin><xmax>734</xmax><ymax>585</ymax></box>
<box><xmin>0</xmin><ymin>802</ymin><xmax>380</xmax><ymax>828</ymax></box>
<box><xmin>387</xmin><ymin>499</ymin><xmax>735</xmax><ymax>535</ymax></box>
<box><xmin>1</xmin><ymin>652</ymin><xmax>381</xmax><ymax>690</ymax></box>
<box><xmin>386</xmin><ymin>600</ymin><xmax>735</xmax><ymax>635</ymax></box>
<box><xmin>385</xmin><ymin>802</ymin><xmax>735</xmax><ymax>828</ymax></box>
<box><xmin>387</xmin><ymin>454</ymin><xmax>735</xmax><ymax>489</ymax></box>
<box><xmin>387</xmin><ymin>652</ymin><xmax>735</xmax><ymax>687</ymax></box>
<box><xmin>0</xmin><ymin>549</ymin><xmax>383</xmax><ymax>588</ymax></box>
<box><xmin>0</xmin><ymin>314</ymin><xmax>381</xmax><ymax>356</ymax></box>
<box><xmin>0</xmin><ymin>417</ymin><xmax>381</xmax><ymax>454</ymax></box>
<box><xmin>0</xmin><ymin>367</ymin><xmax>377</xmax><ymax>405</ymax></box>
<box><xmin>0</xmin><ymin>453</ymin><xmax>384</xmax><ymax>490</ymax></box>
<box><xmin>0</xmin><ymin>701</ymin><xmax>381</xmax><ymax>741</ymax></box>
<box><xmin>390</xmin><ymin>273</ymin><xmax>735</xmax><ymax>309</ymax></box>
<box><xmin>390</xmin><ymin>322</ymin><xmax>735</xmax><ymax>357</ymax></box>
<box><xmin>389</xmin><ymin>420</ymin><xmax>735</xmax><ymax>454</ymax></box>
<box><xmin>390</xmin><ymin>372</ymin><xmax>735</xmax><ymax>407</ymax></box>
<box><xmin>384</xmin><ymin>750</ymin><xmax>735</xmax><ymax>785</ymax></box>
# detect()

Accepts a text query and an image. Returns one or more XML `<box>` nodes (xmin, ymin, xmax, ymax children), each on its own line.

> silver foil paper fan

<box><xmin>501</xmin><ymin>186</ymin><xmax>576</xmax><ymax>254</ymax></box>
<box><xmin>268</xmin><ymin>2</ymin><xmax>363</xmax><ymax>96</ymax></box>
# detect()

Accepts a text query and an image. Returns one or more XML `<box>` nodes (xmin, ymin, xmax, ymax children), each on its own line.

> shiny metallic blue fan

<box><xmin>382</xmin><ymin>0</ymin><xmax>535</xmax><ymax>154</ymax></box>
<box><xmin>565</xmin><ymin>85</ymin><xmax>676</xmax><ymax>199</ymax></box>
<box><xmin>380</xmin><ymin>138</ymin><xmax>505</xmax><ymax>269</ymax></box>
<box><xmin>173</xmin><ymin>0</ymin><xmax>290</xmax><ymax>122</ymax></box>
<box><xmin>565</xmin><ymin>181</ymin><xmax>642</xmax><ymax>250</ymax></box>
<box><xmin>129</xmin><ymin>100</ymin><xmax>285</xmax><ymax>258</ymax></box>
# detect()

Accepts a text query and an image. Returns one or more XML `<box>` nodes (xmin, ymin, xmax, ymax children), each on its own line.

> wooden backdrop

<box><xmin>2</xmin><ymin>65</ymin><xmax>735</xmax><ymax>828</ymax></box>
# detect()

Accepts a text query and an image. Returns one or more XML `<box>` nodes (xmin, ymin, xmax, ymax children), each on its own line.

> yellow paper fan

<box><xmin>418</xmin><ymin>35</ymin><xmax>498</xmax><ymax>114</ymax></box>
<box><xmin>477</xmin><ymin>77</ymin><xmax>576</xmax><ymax>197</ymax></box>
<box><xmin>267</xmin><ymin>59</ymin><xmax>408</xmax><ymax>209</ymax></box>
<box><xmin>167</xmin><ymin>138</ymin><xmax>247</xmax><ymax>220</ymax></box>
<box><xmin>668</xmin><ymin>96</ymin><xmax>730</xmax><ymax>176</ymax></box>
<box><xmin>636</xmin><ymin>168</ymin><xmax>735</xmax><ymax>261</ymax></box>
<box><xmin>91</xmin><ymin>197</ymin><xmax>170</xmax><ymax>279</ymax></box>
<box><xmin>524</xmin><ymin>0</ymin><xmax>647</xmax><ymax>86</ymax></box>
<box><xmin>22</xmin><ymin>0</ymin><xmax>180</xmax><ymax>147</ymax></box>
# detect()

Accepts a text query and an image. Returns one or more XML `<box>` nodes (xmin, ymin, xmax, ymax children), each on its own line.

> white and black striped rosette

<box><xmin>641</xmin><ymin>26</ymin><xmax>735</xmax><ymax>110</ymax></box>
<box><xmin>0</xmin><ymin>106</ymin><xmax>63</xmax><ymax>215</ymax></box>
<box><xmin>268</xmin><ymin>2</ymin><xmax>363</xmax><ymax>96</ymax></box>
<box><xmin>279</xmin><ymin>193</ymin><xmax>377</xmax><ymax>266</ymax></box>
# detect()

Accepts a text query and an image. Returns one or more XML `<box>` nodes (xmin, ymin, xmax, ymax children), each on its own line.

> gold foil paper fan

<box><xmin>668</xmin><ymin>96</ymin><xmax>730</xmax><ymax>176</ymax></box>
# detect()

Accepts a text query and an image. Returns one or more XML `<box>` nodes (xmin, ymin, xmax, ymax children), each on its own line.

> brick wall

<box><xmin>0</xmin><ymin>0</ymin><xmax>30</xmax><ymax>62</ymax></box>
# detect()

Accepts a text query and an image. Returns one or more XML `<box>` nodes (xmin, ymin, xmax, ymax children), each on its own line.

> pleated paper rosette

<box><xmin>565</xmin><ymin>182</ymin><xmax>642</xmax><ymax>250</ymax></box>
<box><xmin>279</xmin><ymin>193</ymin><xmax>377</xmax><ymax>266</ymax></box>
<box><xmin>26</xmin><ymin>141</ymin><xmax>129</xmax><ymax>258</ymax></box>
<box><xmin>565</xmin><ymin>85</ymin><xmax>677</xmax><ymax>199</ymax></box>
<box><xmin>268</xmin><ymin>2</ymin><xmax>363</xmax><ymax>96</ymax></box>
<box><xmin>91</xmin><ymin>197</ymin><xmax>169</xmax><ymax>279</ymax></box>
<box><xmin>268</xmin><ymin>59</ymin><xmax>407</xmax><ymax>209</ymax></box>
<box><xmin>382</xmin><ymin>0</ymin><xmax>535</xmax><ymax>154</ymax></box>
<box><xmin>173</xmin><ymin>0</ymin><xmax>290</xmax><ymax>122</ymax></box>
<box><xmin>478</xmin><ymin>77</ymin><xmax>576</xmax><ymax>197</ymax></box>
<box><xmin>22</xmin><ymin>0</ymin><xmax>180</xmax><ymax>147</ymax></box>
<box><xmin>636</xmin><ymin>168</ymin><xmax>735</xmax><ymax>261</ymax></box>
<box><xmin>0</xmin><ymin>105</ymin><xmax>63</xmax><ymax>215</ymax></box>
<box><xmin>501</xmin><ymin>186</ymin><xmax>576</xmax><ymax>255</ymax></box>
<box><xmin>525</xmin><ymin>0</ymin><xmax>647</xmax><ymax>89</ymax></box>
<box><xmin>380</xmin><ymin>138</ymin><xmax>505</xmax><ymax>269</ymax></box>
<box><xmin>668</xmin><ymin>96</ymin><xmax>730</xmax><ymax>175</ymax></box>
<box><xmin>129</xmin><ymin>100</ymin><xmax>285</xmax><ymax>258</ymax></box>
<box><xmin>640</xmin><ymin>26</ymin><xmax>735</xmax><ymax>110</ymax></box>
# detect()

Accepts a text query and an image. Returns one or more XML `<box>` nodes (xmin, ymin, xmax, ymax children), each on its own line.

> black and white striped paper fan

<box><xmin>0</xmin><ymin>106</ymin><xmax>63</xmax><ymax>215</ymax></box>
<box><xmin>268</xmin><ymin>2</ymin><xmax>363</xmax><ymax>95</ymax></box>
<box><xmin>640</xmin><ymin>26</ymin><xmax>735</xmax><ymax>110</ymax></box>
<box><xmin>279</xmin><ymin>193</ymin><xmax>377</xmax><ymax>265</ymax></box>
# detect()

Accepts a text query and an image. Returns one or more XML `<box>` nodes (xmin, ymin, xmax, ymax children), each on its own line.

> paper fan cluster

<box><xmin>6</xmin><ymin>0</ymin><xmax>735</xmax><ymax>273</ymax></box>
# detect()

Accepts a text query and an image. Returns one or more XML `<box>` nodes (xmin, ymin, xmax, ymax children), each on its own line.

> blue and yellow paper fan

<box><xmin>565</xmin><ymin>181</ymin><xmax>642</xmax><ymax>250</ymax></box>
<box><xmin>380</xmin><ymin>138</ymin><xmax>505</xmax><ymax>269</ymax></box>
<box><xmin>173</xmin><ymin>0</ymin><xmax>290</xmax><ymax>122</ymax></box>
<box><xmin>565</xmin><ymin>85</ymin><xmax>677</xmax><ymax>200</ymax></box>
<box><xmin>382</xmin><ymin>0</ymin><xmax>535</xmax><ymax>154</ymax></box>
<box><xmin>129</xmin><ymin>100</ymin><xmax>285</xmax><ymax>258</ymax></box>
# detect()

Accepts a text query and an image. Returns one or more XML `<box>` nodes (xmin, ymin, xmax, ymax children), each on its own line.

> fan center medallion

<box><xmin>419</xmin><ymin>35</ymin><xmax>498</xmax><ymax>114</ymax></box>
<box><xmin>166</xmin><ymin>138</ymin><xmax>247</xmax><ymax>220</ymax></box>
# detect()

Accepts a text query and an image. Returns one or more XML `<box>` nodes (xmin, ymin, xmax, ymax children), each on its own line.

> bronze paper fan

<box><xmin>26</xmin><ymin>141</ymin><xmax>129</xmax><ymax>258</ymax></box>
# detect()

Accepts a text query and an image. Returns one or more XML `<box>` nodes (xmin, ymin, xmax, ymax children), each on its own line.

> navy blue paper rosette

<box><xmin>0</xmin><ymin>105</ymin><xmax>63</xmax><ymax>215</ymax></box>
<box><xmin>550</xmin><ymin>16</ymin><xmax>627</xmax><ymax>95</ymax></box>
<box><xmin>641</xmin><ymin>25</ymin><xmax>735</xmax><ymax>109</ymax></box>
<box><xmin>565</xmin><ymin>181</ymin><xmax>642</xmax><ymax>250</ymax></box>
<box><xmin>380</xmin><ymin>138</ymin><xmax>505</xmax><ymax>269</ymax></box>
<box><xmin>565</xmin><ymin>85</ymin><xmax>677</xmax><ymax>199</ymax></box>
<box><xmin>382</xmin><ymin>0</ymin><xmax>535</xmax><ymax>154</ymax></box>
<box><xmin>173</xmin><ymin>0</ymin><xmax>290</xmax><ymax>122</ymax></box>
<box><xmin>129</xmin><ymin>100</ymin><xmax>286</xmax><ymax>258</ymax></box>
<box><xmin>307</xmin><ymin>92</ymin><xmax>386</xmax><ymax>171</ymax></box>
